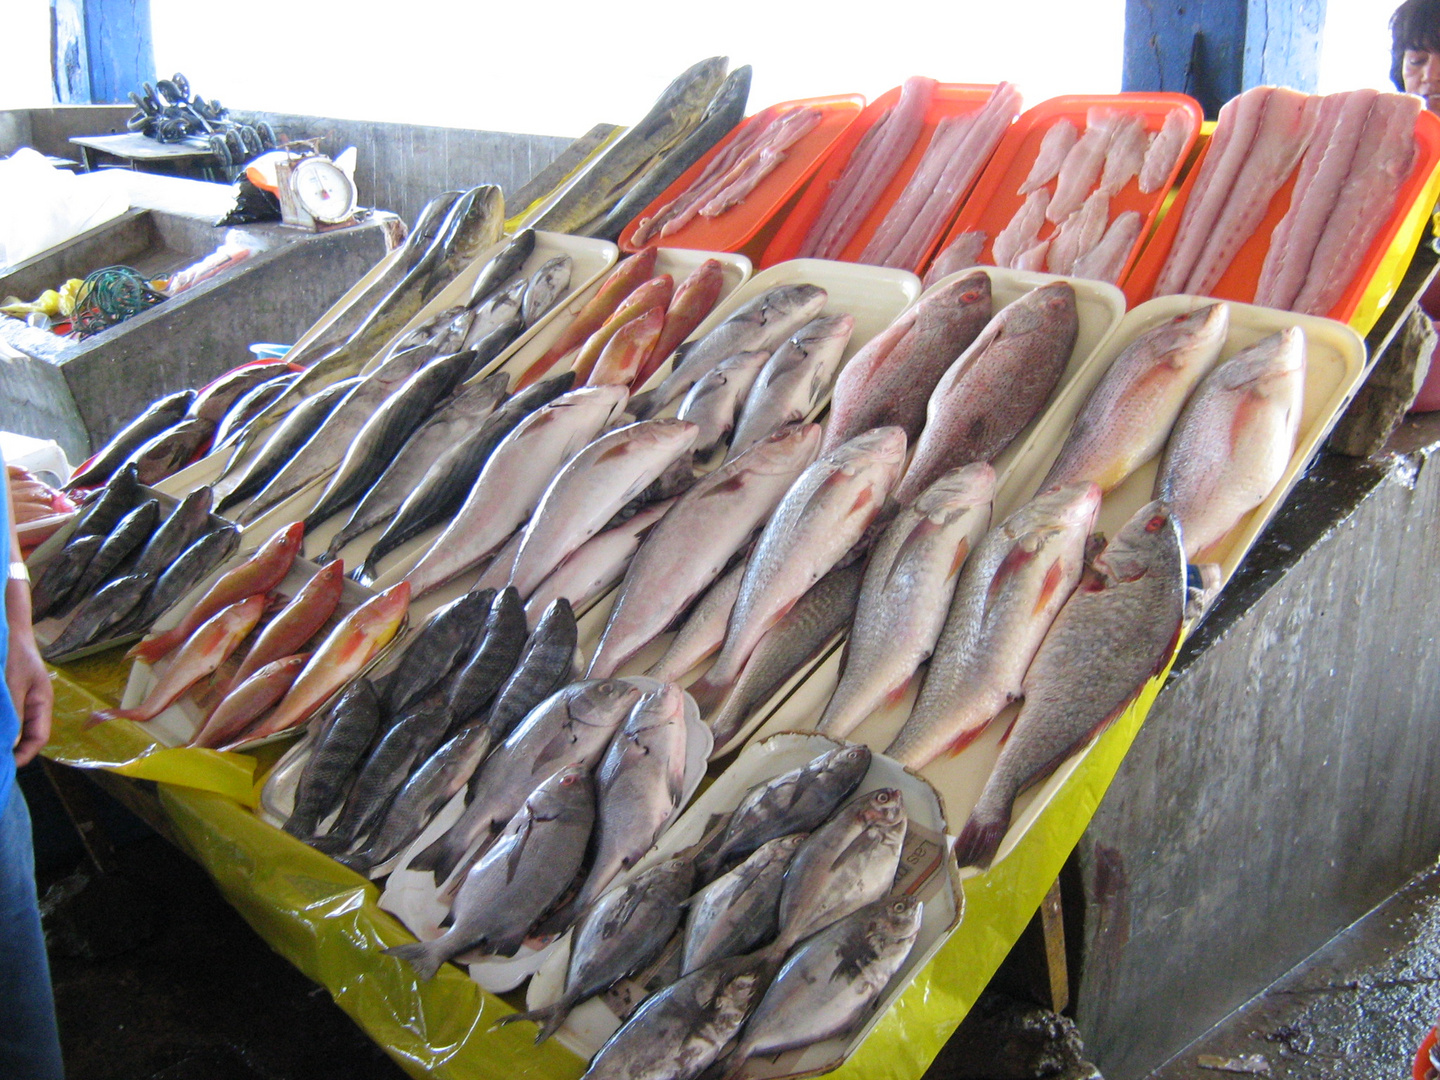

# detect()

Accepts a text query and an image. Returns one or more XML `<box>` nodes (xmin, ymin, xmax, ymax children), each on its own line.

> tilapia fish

<box><xmin>676</xmin><ymin>350</ymin><xmax>768</xmax><ymax>455</ymax></box>
<box><xmin>382</xmin><ymin>587</ymin><xmax>495</xmax><ymax>715</ymax></box>
<box><xmin>1043</xmin><ymin>303</ymin><xmax>1230</xmax><ymax>492</ymax></box>
<box><xmin>385</xmin><ymin>765</ymin><xmax>595</xmax><ymax>978</ymax></box>
<box><xmin>283</xmin><ymin>678</ymin><xmax>382</xmax><ymax>838</ymax></box>
<box><xmin>894</xmin><ymin>281</ymin><xmax>1078</xmax><ymax>506</ymax></box>
<box><xmin>884</xmin><ymin>481</ymin><xmax>1100</xmax><ymax>769</ymax></box>
<box><xmin>727</xmin><ymin>314</ymin><xmax>854</xmax><ymax>458</ymax></box>
<box><xmin>631</xmin><ymin>283</ymin><xmax>829</xmax><ymax>419</ymax></box>
<box><xmin>521</xmin><ymin>255</ymin><xmax>574</xmax><ymax>328</ymax></box>
<box><xmin>683</xmin><ymin>833</ymin><xmax>804</xmax><ymax>974</ymax></box>
<box><xmin>822</xmin><ymin>270</ymin><xmax>993</xmax><ymax>452</ymax></box>
<box><xmin>689</xmin><ymin>426</ymin><xmax>907</xmax><ymax>711</ymax></box>
<box><xmin>816</xmin><ymin>463</ymin><xmax>994</xmax><ymax>739</ymax></box>
<box><xmin>479</xmin><ymin>597</ymin><xmax>578</xmax><ymax>742</ymax></box>
<box><xmin>588</xmin><ymin>424</ymin><xmax>821</xmax><ymax>679</ymax></box>
<box><xmin>66</xmin><ymin>390</ymin><xmax>194</xmax><ymax>490</ymax></box>
<box><xmin>954</xmin><ymin>500</ymin><xmax>1185</xmax><ymax>869</ymax></box>
<box><xmin>1155</xmin><ymin>327</ymin><xmax>1305</xmax><ymax>560</ymax></box>
<box><xmin>444</xmin><ymin>587</ymin><xmax>528</xmax><ymax>723</ymax></box>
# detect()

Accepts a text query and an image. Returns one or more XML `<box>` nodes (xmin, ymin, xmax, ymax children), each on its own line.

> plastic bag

<box><xmin>0</xmin><ymin>149</ymin><xmax>129</xmax><ymax>270</ymax></box>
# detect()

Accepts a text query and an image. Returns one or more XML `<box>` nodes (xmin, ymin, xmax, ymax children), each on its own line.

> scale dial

<box><xmin>290</xmin><ymin>156</ymin><xmax>357</xmax><ymax>224</ymax></box>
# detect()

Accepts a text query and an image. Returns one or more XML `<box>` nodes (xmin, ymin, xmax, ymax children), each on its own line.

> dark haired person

<box><xmin>1394</xmin><ymin>0</ymin><xmax>1440</xmax><ymax>409</ymax></box>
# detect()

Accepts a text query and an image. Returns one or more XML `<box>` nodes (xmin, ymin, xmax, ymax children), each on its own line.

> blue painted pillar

<box><xmin>50</xmin><ymin>0</ymin><xmax>154</xmax><ymax>105</ymax></box>
<box><xmin>1124</xmin><ymin>0</ymin><xmax>1327</xmax><ymax>118</ymax></box>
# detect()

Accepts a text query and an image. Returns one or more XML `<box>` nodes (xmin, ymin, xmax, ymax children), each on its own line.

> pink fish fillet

<box><xmin>1099</xmin><ymin>113</ymin><xmax>1149</xmax><ymax>197</ymax></box>
<box><xmin>859</xmin><ymin>113</ymin><xmax>975</xmax><ymax>264</ymax></box>
<box><xmin>800</xmin><ymin>77</ymin><xmax>935</xmax><ymax>260</ymax></box>
<box><xmin>796</xmin><ymin>108</ymin><xmax>892</xmax><ymax>257</ymax></box>
<box><xmin>1046</xmin><ymin>191</ymin><xmax>1109</xmax><ymax>275</ymax></box>
<box><xmin>1013</xmin><ymin>238</ymin><xmax>1051</xmax><ymax>272</ymax></box>
<box><xmin>1152</xmin><ymin>87</ymin><xmax>1272</xmax><ymax>296</ymax></box>
<box><xmin>1047</xmin><ymin>108</ymin><xmax>1118</xmax><ymax>224</ymax></box>
<box><xmin>992</xmin><ymin>188</ymin><xmax>1051</xmax><ymax>269</ymax></box>
<box><xmin>1138</xmin><ymin>108</ymin><xmax>1198</xmax><ymax>194</ymax></box>
<box><xmin>923</xmin><ymin>230</ymin><xmax>988</xmax><ymax>287</ymax></box>
<box><xmin>1183</xmin><ymin>89</ymin><xmax>1320</xmax><ymax>296</ymax></box>
<box><xmin>696</xmin><ymin>107</ymin><xmax>823</xmax><ymax>219</ymax></box>
<box><xmin>632</xmin><ymin>119</ymin><xmax>769</xmax><ymax>244</ymax></box>
<box><xmin>1070</xmin><ymin>210</ymin><xmax>1143</xmax><ymax>284</ymax></box>
<box><xmin>658</xmin><ymin>112</ymin><xmax>799</xmax><ymax>237</ymax></box>
<box><xmin>1018</xmin><ymin>118</ymin><xmax>1079</xmax><ymax>195</ymax></box>
<box><xmin>1290</xmin><ymin>92</ymin><xmax>1420</xmax><ymax>317</ymax></box>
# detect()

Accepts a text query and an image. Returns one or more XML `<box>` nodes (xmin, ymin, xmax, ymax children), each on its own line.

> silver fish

<box><xmin>126</xmin><ymin>418</ymin><xmax>214</xmax><ymax>486</ymax></box>
<box><xmin>676</xmin><ymin>350</ymin><xmax>768</xmax><ymax>455</ymax></box>
<box><xmin>645</xmin><ymin>559</ymin><xmax>746</xmax><ymax>683</ymax></box>
<box><xmin>682</xmin><ymin>833</ymin><xmax>805</xmax><ymax>974</ymax></box>
<box><xmin>727</xmin><ymin>314</ymin><xmax>854</xmax><ymax>458</ymax></box>
<box><xmin>189</xmin><ymin>362</ymin><xmax>293</xmax><ymax>425</ymax></box>
<box><xmin>463</xmin><ymin>280</ymin><xmax>527</xmax><ymax>353</ymax></box>
<box><xmin>954</xmin><ymin>500</ymin><xmax>1185</xmax><ymax>869</ymax></box>
<box><xmin>521</xmin><ymin>255</ymin><xmax>574</xmax><ymax>328</ymax></box>
<box><xmin>385</xmin><ymin>765</ymin><xmax>595</xmax><ymax>977</ymax></box>
<box><xmin>213</xmin><ymin>373</ymin><xmax>297</xmax><ymax>452</ymax></box>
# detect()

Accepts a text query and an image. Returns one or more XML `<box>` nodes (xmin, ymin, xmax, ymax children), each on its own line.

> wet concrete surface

<box><xmin>1148</xmin><ymin>861</ymin><xmax>1440</xmax><ymax>1079</ymax></box>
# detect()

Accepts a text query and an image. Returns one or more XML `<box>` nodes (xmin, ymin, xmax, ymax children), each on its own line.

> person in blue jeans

<box><xmin>0</xmin><ymin>457</ymin><xmax>63</xmax><ymax>1079</ymax></box>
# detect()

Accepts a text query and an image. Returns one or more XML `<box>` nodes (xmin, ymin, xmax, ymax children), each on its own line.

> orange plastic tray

<box><xmin>618</xmin><ymin>94</ymin><xmax>865</xmax><ymax>255</ymax></box>
<box><xmin>760</xmin><ymin>82</ymin><xmax>1007</xmax><ymax>272</ymax></box>
<box><xmin>1123</xmin><ymin>103</ymin><xmax>1440</xmax><ymax>329</ymax></box>
<box><xmin>935</xmin><ymin>92</ymin><xmax>1202</xmax><ymax>283</ymax></box>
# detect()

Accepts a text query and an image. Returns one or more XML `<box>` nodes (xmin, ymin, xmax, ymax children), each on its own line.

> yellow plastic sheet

<box><xmin>42</xmin><ymin>639</ymin><xmax>1179</xmax><ymax>1080</ymax></box>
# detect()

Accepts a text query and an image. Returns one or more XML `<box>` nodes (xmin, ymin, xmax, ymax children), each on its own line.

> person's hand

<box><xmin>8</xmin><ymin>614</ymin><xmax>51</xmax><ymax>768</ymax></box>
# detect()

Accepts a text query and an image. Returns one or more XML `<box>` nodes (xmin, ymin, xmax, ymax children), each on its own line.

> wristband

<box><xmin>8</xmin><ymin>561</ymin><xmax>29</xmax><ymax>582</ymax></box>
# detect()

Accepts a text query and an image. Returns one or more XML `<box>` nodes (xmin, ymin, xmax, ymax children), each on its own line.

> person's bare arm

<box><xmin>5</xmin><ymin>470</ymin><xmax>52</xmax><ymax>766</ymax></box>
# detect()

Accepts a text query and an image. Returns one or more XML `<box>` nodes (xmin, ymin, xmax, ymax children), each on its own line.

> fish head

<box><xmin>446</xmin><ymin>186</ymin><xmax>505</xmax><ymax>261</ymax></box>
<box><xmin>530</xmin><ymin>763</ymin><xmax>596</xmax><ymax>817</ymax></box>
<box><xmin>821</xmin><ymin>743</ymin><xmax>873</xmax><ymax>787</ymax></box>
<box><xmin>1007</xmin><ymin>282</ymin><xmax>1078</xmax><ymax>335</ymax></box>
<box><xmin>762</xmin><ymin>832</ymin><xmax>811</xmax><ymax>860</ymax></box>
<box><xmin>264</xmin><ymin>521</ymin><xmax>307</xmax><ymax>559</ymax></box>
<box><xmin>876</xmin><ymin>893</ymin><xmax>925</xmax><ymax>938</ymax></box>
<box><xmin>826</xmin><ymin>426</ymin><xmax>909</xmax><ymax>475</ymax></box>
<box><xmin>1014</xmin><ymin>481</ymin><xmax>1103</xmax><ymax>537</ymax></box>
<box><xmin>794</xmin><ymin>313</ymin><xmax>856</xmax><ymax>351</ymax></box>
<box><xmin>570</xmin><ymin>679</ymin><xmax>645</xmax><ymax>726</ymax></box>
<box><xmin>628</xmin><ymin>681</ymin><xmax>688</xmax><ymax>733</ymax></box>
<box><xmin>1153</xmin><ymin>303</ymin><xmax>1230</xmax><ymax>371</ymax></box>
<box><xmin>755</xmin><ymin>285</ymin><xmax>828</xmax><ymax>329</ymax></box>
<box><xmin>853</xmin><ymin>787</ymin><xmax>905</xmax><ymax>826</ymax></box>
<box><xmin>1096</xmin><ymin>500</ymin><xmax>1185</xmax><ymax>586</ymax></box>
<box><xmin>913</xmin><ymin>462</ymin><xmax>997</xmax><ymax>519</ymax></box>
<box><xmin>930</xmin><ymin>269</ymin><xmax>992</xmax><ymax>311</ymax></box>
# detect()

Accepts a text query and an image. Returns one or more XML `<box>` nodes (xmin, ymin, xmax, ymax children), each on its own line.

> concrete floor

<box><xmin>1147</xmin><ymin>863</ymin><xmax>1440</xmax><ymax>1080</ymax></box>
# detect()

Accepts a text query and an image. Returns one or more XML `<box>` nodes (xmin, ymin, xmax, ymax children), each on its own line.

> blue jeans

<box><xmin>0</xmin><ymin>782</ymin><xmax>63</xmax><ymax>1079</ymax></box>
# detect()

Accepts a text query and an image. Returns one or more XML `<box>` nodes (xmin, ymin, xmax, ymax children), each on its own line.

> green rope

<box><xmin>73</xmin><ymin>266</ymin><xmax>166</xmax><ymax>338</ymax></box>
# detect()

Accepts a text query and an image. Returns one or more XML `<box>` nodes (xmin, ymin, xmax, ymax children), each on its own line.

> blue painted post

<box><xmin>82</xmin><ymin>0</ymin><xmax>156</xmax><ymax>104</ymax></box>
<box><xmin>1124</xmin><ymin>0</ymin><xmax>1327</xmax><ymax>117</ymax></box>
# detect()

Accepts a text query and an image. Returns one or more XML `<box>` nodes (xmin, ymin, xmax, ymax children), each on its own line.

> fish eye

<box><xmin>875</xmin><ymin>791</ymin><xmax>892</xmax><ymax>803</ymax></box>
<box><xmin>1145</xmin><ymin>514</ymin><xmax>1166</xmax><ymax>532</ymax></box>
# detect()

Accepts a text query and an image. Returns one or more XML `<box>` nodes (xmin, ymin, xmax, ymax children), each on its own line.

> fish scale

<box><xmin>382</xmin><ymin>587</ymin><xmax>496</xmax><ymax>715</ymax></box>
<box><xmin>445</xmin><ymin>587</ymin><xmax>528</xmax><ymax>723</ymax></box>
<box><xmin>283</xmin><ymin>678</ymin><xmax>382</xmax><ymax>838</ymax></box>
<box><xmin>479</xmin><ymin>598</ymin><xmax>578</xmax><ymax>743</ymax></box>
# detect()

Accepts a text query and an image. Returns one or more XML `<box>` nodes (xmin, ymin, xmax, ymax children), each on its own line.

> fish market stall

<box><xmin>28</xmin><ymin>57</ymin><xmax>1440</xmax><ymax>1080</ymax></box>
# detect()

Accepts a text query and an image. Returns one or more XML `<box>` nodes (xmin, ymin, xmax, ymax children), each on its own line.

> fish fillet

<box><xmin>992</xmin><ymin>189</ymin><xmax>1051</xmax><ymax>270</ymax></box>
<box><xmin>859</xmin><ymin>113</ymin><xmax>975</xmax><ymax>264</ymax></box>
<box><xmin>1099</xmin><ymin>112</ymin><xmax>1149</xmax><ymax>196</ymax></box>
<box><xmin>1018</xmin><ymin>119</ymin><xmax>1079</xmax><ymax>195</ymax></box>
<box><xmin>1138</xmin><ymin>108</ymin><xmax>1197</xmax><ymax>194</ymax></box>
<box><xmin>1013</xmin><ymin>239</ymin><xmax>1050</xmax><ymax>272</ymax></box>
<box><xmin>1070</xmin><ymin>210</ymin><xmax>1142</xmax><ymax>284</ymax></box>
<box><xmin>923</xmin><ymin>230</ymin><xmax>988</xmax><ymax>286</ymax></box>
<box><xmin>1047</xmin><ymin>109</ymin><xmax>1116</xmax><ymax>224</ymax></box>
<box><xmin>1046</xmin><ymin>191</ymin><xmax>1109</xmax><ymax>276</ymax></box>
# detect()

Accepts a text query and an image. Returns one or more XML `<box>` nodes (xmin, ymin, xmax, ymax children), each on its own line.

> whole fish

<box><xmin>955</xmin><ymin>501</ymin><xmax>1185</xmax><ymax>869</ymax></box>
<box><xmin>631</xmin><ymin>284</ymin><xmax>829</xmax><ymax>419</ymax></box>
<box><xmin>523</xmin><ymin>498</ymin><xmax>673</xmax><ymax>627</ymax></box>
<box><xmin>636</xmin><ymin>258</ymin><xmax>728</xmax><ymax>387</ymax></box>
<box><xmin>723</xmin><ymin>894</ymin><xmax>922</xmax><ymax>1069</ymax></box>
<box><xmin>41</xmin><ymin>573</ymin><xmax>152</xmax><ymax>660</ymax></box>
<box><xmin>222</xmin><ymin>560</ymin><xmax>347</xmax><ymax>695</ymax></box>
<box><xmin>467</xmin><ymin>229</ymin><xmax>536</xmax><ymax>309</ymax></box>
<box><xmin>344</xmin><ymin>723</ymin><xmax>495</xmax><ymax>873</ymax></box>
<box><xmin>771</xmin><ymin>788</ymin><xmax>906</xmax><ymax>953</ymax></box>
<box><xmin>30</xmin><ymin>533</ymin><xmax>104</xmax><ymax>621</ymax></box>
<box><xmin>63</xmin><ymin>499</ymin><xmax>160</xmax><ymax>610</ymax></box>
<box><xmin>462</xmin><ymin>283</ymin><xmax>525</xmax><ymax>357</ymax></box>
<box><xmin>884</xmin><ymin>482</ymin><xmax>1100</xmax><ymax>768</ymax></box>
<box><xmin>66</xmin><ymin>392</ymin><xmax>194</xmax><ymax>490</ymax></box>
<box><xmin>189</xmin><ymin>362</ymin><xmax>293</xmax><ymax>425</ymax></box>
<box><xmin>572</xmin><ymin>276</ymin><xmax>674</xmax><ymax>384</ymax></box>
<box><xmin>822</xmin><ymin>271</ymin><xmax>994</xmax><ymax>452</ymax></box>
<box><xmin>129</xmin><ymin>521</ymin><xmax>304</xmax><ymax>665</ymax></box>
<box><xmin>587</xmin><ymin>306</ymin><xmax>666</xmax><ymax>386</ymax></box>
<box><xmin>508</xmin><ymin>419</ymin><xmax>700</xmax><ymax>599</ymax></box>
<box><xmin>116</xmin><ymin>525</ymin><xmax>240</xmax><ymax>637</ymax></box>
<box><xmin>589</xmin><ymin>65</ymin><xmax>752</xmax><ymax>242</ymax></box>
<box><xmin>88</xmin><ymin>596</ymin><xmax>266</xmax><ymax>726</ymax></box>
<box><xmin>521</xmin><ymin>255</ymin><xmax>574</xmax><ymax>328</ymax></box>
<box><xmin>700</xmin><ymin>743</ymin><xmax>871</xmax><ymax>881</ymax></box>
<box><xmin>70</xmin><ymin>463</ymin><xmax>139</xmax><ymax>540</ymax></box>
<box><xmin>213</xmin><ymin>373</ymin><xmax>297</xmax><ymax>450</ymax></box>
<box><xmin>481</xmin><ymin>598</ymin><xmax>578</xmax><ymax>741</ymax></box>
<box><xmin>533</xmin><ymin>57</ymin><xmax>729</xmax><ymax>234</ymax></box>
<box><xmin>815</xmin><ymin>464</ymin><xmax>994</xmax><ymax>739</ymax></box>
<box><xmin>676</xmin><ymin>350</ymin><xmax>768</xmax><ymax>455</ymax></box>
<box><xmin>128</xmin><ymin>487</ymin><xmax>215</xmax><ymax>585</ymax></box>
<box><xmin>501</xmin><ymin>856</ymin><xmax>695</xmax><ymax>1043</ymax></box>
<box><xmin>189</xmin><ymin>653</ymin><xmax>310</xmax><ymax>751</ymax></box>
<box><xmin>646</xmin><ymin>560</ymin><xmax>746</xmax><ymax>683</ymax></box>
<box><xmin>1043</xmin><ymin>303</ymin><xmax>1231</xmax><ymax>492</ymax></box>
<box><xmin>320</xmin><ymin>372</ymin><xmax>509</xmax><ymax>562</ymax></box>
<box><xmin>579</xmin><ymin>953</ymin><xmax>770</xmax><ymax>1080</ymax></box>
<box><xmin>411</xmin><ymin>679</ymin><xmax>639</xmax><ymax>885</ymax></box>
<box><xmin>708</xmin><ymin>561</ymin><xmax>865</xmax><ymax>756</ymax></box>
<box><xmin>356</xmin><ymin>372</ymin><xmax>576</xmax><ymax>583</ymax></box>
<box><xmin>1155</xmin><ymin>327</ymin><xmax>1305</xmax><ymax>560</ymax></box>
<box><xmin>400</xmin><ymin>385</ymin><xmax>629</xmax><ymax>599</ymax></box>
<box><xmin>569</xmin><ymin>683</ymin><xmax>690</xmax><ymax>915</ymax></box>
<box><xmin>588</xmin><ymin>424</ymin><xmax>821</xmax><ymax>679</ymax></box>
<box><xmin>689</xmin><ymin>426</ymin><xmax>907</xmax><ymax>711</ymax></box>
<box><xmin>282</xmin><ymin>677</ymin><xmax>382</xmax><ymax>837</ymax></box>
<box><xmin>683</xmin><ymin>833</ymin><xmax>805</xmax><ymax>975</ymax></box>
<box><xmin>125</xmin><ymin>418</ymin><xmax>215</xmax><ymax>485</ymax></box>
<box><xmin>445</xmin><ymin>587</ymin><xmax>528</xmax><ymax>722</ymax></box>
<box><xmin>727</xmin><ymin>314</ymin><xmax>854</xmax><ymax>458</ymax></box>
<box><xmin>214</xmin><ymin>376</ymin><xmax>361</xmax><ymax>512</ymax></box>
<box><xmin>894</xmin><ymin>281</ymin><xmax>1078</xmax><ymax>505</ymax></box>
<box><xmin>385</xmin><ymin>765</ymin><xmax>596</xmax><ymax>976</ymax></box>
<box><xmin>226</xmin><ymin>582</ymin><xmax>410</xmax><ymax>747</ymax></box>
<box><xmin>382</xmin><ymin>588</ymin><xmax>495</xmax><ymax>714</ymax></box>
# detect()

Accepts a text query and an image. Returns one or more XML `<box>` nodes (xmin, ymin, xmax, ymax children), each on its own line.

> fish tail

<box><xmin>128</xmin><ymin>627</ymin><xmax>183</xmax><ymax>663</ymax></box>
<box><xmin>282</xmin><ymin>811</ymin><xmax>321</xmax><ymax>840</ymax></box>
<box><xmin>383</xmin><ymin>940</ymin><xmax>448</xmax><ymax>982</ymax></box>
<box><xmin>627</xmin><ymin>387</ymin><xmax>660</xmax><ymax>420</ymax></box>
<box><xmin>494</xmin><ymin>999</ymin><xmax>570</xmax><ymax>1044</ymax></box>
<box><xmin>352</xmin><ymin>558</ymin><xmax>379</xmax><ymax>588</ymax></box>
<box><xmin>85</xmin><ymin>708</ymin><xmax>140</xmax><ymax>728</ymax></box>
<box><xmin>687</xmin><ymin>674</ymin><xmax>731</xmax><ymax>716</ymax></box>
<box><xmin>953</xmin><ymin>812</ymin><xmax>1008</xmax><ymax>870</ymax></box>
<box><xmin>312</xmin><ymin>546</ymin><xmax>336</xmax><ymax>567</ymax></box>
<box><xmin>406</xmin><ymin>833</ymin><xmax>451</xmax><ymax>876</ymax></box>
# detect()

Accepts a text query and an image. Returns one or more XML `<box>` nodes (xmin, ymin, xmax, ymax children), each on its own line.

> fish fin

<box><xmin>383</xmin><ymin>940</ymin><xmax>447</xmax><ymax>982</ymax></box>
<box><xmin>128</xmin><ymin>627</ymin><xmax>182</xmax><ymax>664</ymax></box>
<box><xmin>953</xmin><ymin>814</ymin><xmax>1007</xmax><ymax>870</ymax></box>
<box><xmin>884</xmin><ymin>518</ymin><xmax>941</xmax><ymax>590</ymax></box>
<box><xmin>996</xmin><ymin>706</ymin><xmax>1023</xmax><ymax>747</ymax></box>
<box><xmin>987</xmin><ymin>542</ymin><xmax>1037</xmax><ymax>605</ymax></box>
<box><xmin>530</xmin><ymin>726</ymin><xmax>581</xmax><ymax>773</ymax></box>
<box><xmin>943</xmin><ymin>722</ymin><xmax>989</xmax><ymax>757</ymax></box>
<box><xmin>686</xmin><ymin>676</ymin><xmax>729</xmax><ymax>715</ymax></box>
<box><xmin>828</xmin><ymin>830</ymin><xmax>879</xmax><ymax>874</ymax></box>
<box><xmin>352</xmin><ymin>559</ymin><xmax>379</xmax><ymax>588</ymax></box>
<box><xmin>885</xmin><ymin>679</ymin><xmax>911</xmax><ymax>707</ymax></box>
<box><xmin>493</xmin><ymin>1000</ymin><xmax>570</xmax><ymax>1044</ymax></box>
<box><xmin>505</xmin><ymin>817</ymin><xmax>535</xmax><ymax>884</ymax></box>
<box><xmin>949</xmin><ymin>537</ymin><xmax>971</xmax><ymax>579</ymax></box>
<box><xmin>407</xmin><ymin>833</ymin><xmax>451</xmax><ymax>875</ymax></box>
<box><xmin>1032</xmin><ymin>559</ymin><xmax>1067</xmax><ymax>616</ymax></box>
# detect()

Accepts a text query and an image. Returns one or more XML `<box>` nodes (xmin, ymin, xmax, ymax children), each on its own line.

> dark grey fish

<box><xmin>116</xmin><ymin>525</ymin><xmax>241</xmax><ymax>635</ymax></box>
<box><xmin>466</xmin><ymin>229</ymin><xmax>537</xmax><ymax>309</ymax></box>
<box><xmin>41</xmin><ymin>573</ymin><xmax>152</xmax><ymax>660</ymax></box>
<box><xmin>501</xmin><ymin>855</ymin><xmax>695</xmax><ymax>1043</ymax></box>
<box><xmin>65</xmin><ymin>393</ymin><xmax>194</xmax><ymax>490</ymax></box>
<box><xmin>458</xmin><ymin>318</ymin><xmax>523</xmax><ymax>383</ymax></box>
<box><xmin>189</xmin><ymin>362</ymin><xmax>294</xmax><ymax>424</ymax></box>
<box><xmin>215</xmin><ymin>376</ymin><xmax>360</xmax><ymax>513</ymax></box>
<box><xmin>445</xmin><ymin>587</ymin><xmax>527</xmax><ymax>723</ymax></box>
<box><xmin>285</xmin><ymin>678</ymin><xmax>382</xmax><ymax>839</ymax></box>
<box><xmin>483</xmin><ymin>598</ymin><xmax>577</xmax><ymax>742</ymax></box>
<box><xmin>354</xmin><ymin>372</ymin><xmax>577</xmax><ymax>584</ymax></box>
<box><xmin>71</xmin><ymin>464</ymin><xmax>139</xmax><ymax>539</ymax></box>
<box><xmin>129</xmin><ymin>487</ymin><xmax>215</xmax><ymax>584</ymax></box>
<box><xmin>383</xmin><ymin>587</ymin><xmax>496</xmax><ymax>714</ymax></box>
<box><xmin>682</xmin><ymin>832</ymin><xmax>805</xmax><ymax>974</ymax></box>
<box><xmin>520</xmin><ymin>256</ymin><xmax>573</xmax><ymax>328</ymax></box>
<box><xmin>700</xmin><ymin>743</ymin><xmax>871</xmax><ymax>881</ymax></box>
<box><xmin>125</xmin><ymin>418</ymin><xmax>216</xmax><ymax>486</ymax></box>
<box><xmin>62</xmin><ymin>499</ymin><xmax>160</xmax><ymax>611</ymax></box>
<box><xmin>213</xmin><ymin>372</ymin><xmax>298</xmax><ymax>450</ymax></box>
<box><xmin>462</xmin><ymin>280</ymin><xmax>526</xmax><ymax>355</ymax></box>
<box><xmin>30</xmin><ymin>534</ymin><xmax>105</xmax><ymax>622</ymax></box>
